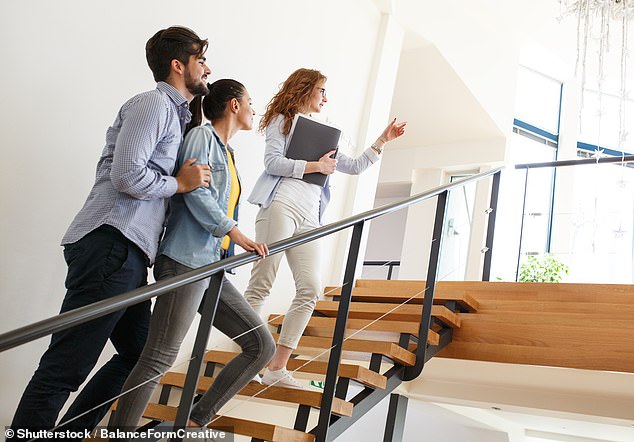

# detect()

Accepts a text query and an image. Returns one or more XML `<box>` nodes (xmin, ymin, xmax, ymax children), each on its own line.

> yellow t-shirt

<box><xmin>222</xmin><ymin>149</ymin><xmax>240</xmax><ymax>250</ymax></box>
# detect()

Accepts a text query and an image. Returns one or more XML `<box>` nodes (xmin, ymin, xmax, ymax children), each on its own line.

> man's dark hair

<box><xmin>146</xmin><ymin>26</ymin><xmax>208</xmax><ymax>82</ymax></box>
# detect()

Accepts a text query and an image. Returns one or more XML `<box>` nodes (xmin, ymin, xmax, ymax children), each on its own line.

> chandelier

<box><xmin>559</xmin><ymin>0</ymin><xmax>634</xmax><ymax>154</ymax></box>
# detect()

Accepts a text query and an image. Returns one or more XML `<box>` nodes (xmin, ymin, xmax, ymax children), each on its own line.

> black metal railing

<box><xmin>0</xmin><ymin>166</ymin><xmax>503</xmax><ymax>442</ymax></box>
<box><xmin>362</xmin><ymin>261</ymin><xmax>401</xmax><ymax>280</ymax></box>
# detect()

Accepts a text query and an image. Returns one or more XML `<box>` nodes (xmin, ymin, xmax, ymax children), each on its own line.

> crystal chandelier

<box><xmin>559</xmin><ymin>0</ymin><xmax>634</xmax><ymax>154</ymax></box>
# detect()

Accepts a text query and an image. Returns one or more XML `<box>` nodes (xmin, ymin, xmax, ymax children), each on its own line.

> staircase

<box><xmin>111</xmin><ymin>279</ymin><xmax>479</xmax><ymax>441</ymax></box>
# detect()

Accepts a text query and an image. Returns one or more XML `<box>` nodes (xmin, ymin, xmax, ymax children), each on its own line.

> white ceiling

<box><xmin>403</xmin><ymin>358</ymin><xmax>634</xmax><ymax>441</ymax></box>
<box><xmin>388</xmin><ymin>42</ymin><xmax>504</xmax><ymax>149</ymax></box>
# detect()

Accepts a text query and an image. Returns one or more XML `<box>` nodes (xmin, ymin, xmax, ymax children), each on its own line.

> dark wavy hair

<box><xmin>259</xmin><ymin>68</ymin><xmax>327</xmax><ymax>135</ymax></box>
<box><xmin>185</xmin><ymin>79</ymin><xmax>246</xmax><ymax>135</ymax></box>
<box><xmin>145</xmin><ymin>26</ymin><xmax>208</xmax><ymax>82</ymax></box>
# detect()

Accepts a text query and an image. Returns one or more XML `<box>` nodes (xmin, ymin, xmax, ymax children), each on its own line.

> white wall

<box><xmin>392</xmin><ymin>0</ymin><xmax>526</xmax><ymax>137</ymax></box>
<box><xmin>0</xmin><ymin>0</ymin><xmax>394</xmax><ymax>429</ymax></box>
<box><xmin>362</xmin><ymin>195</ymin><xmax>409</xmax><ymax>280</ymax></box>
<box><xmin>2</xmin><ymin>1</ymin><xmax>624</xmax><ymax>441</ymax></box>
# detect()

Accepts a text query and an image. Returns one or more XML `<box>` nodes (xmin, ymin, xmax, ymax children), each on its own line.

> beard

<box><xmin>185</xmin><ymin>74</ymin><xmax>209</xmax><ymax>97</ymax></box>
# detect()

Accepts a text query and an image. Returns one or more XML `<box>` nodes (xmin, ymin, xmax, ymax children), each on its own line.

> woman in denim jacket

<box><xmin>110</xmin><ymin>79</ymin><xmax>275</xmax><ymax>430</ymax></box>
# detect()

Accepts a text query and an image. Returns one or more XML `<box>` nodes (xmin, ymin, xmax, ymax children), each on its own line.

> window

<box><xmin>438</xmin><ymin>174</ymin><xmax>476</xmax><ymax>281</ymax></box>
<box><xmin>490</xmin><ymin>66</ymin><xmax>562</xmax><ymax>281</ymax></box>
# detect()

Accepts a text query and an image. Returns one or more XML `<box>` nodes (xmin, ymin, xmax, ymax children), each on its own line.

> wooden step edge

<box><xmin>204</xmin><ymin>350</ymin><xmax>387</xmax><ymax>390</ymax></box>
<box><xmin>432</xmin><ymin>305</ymin><xmax>461</xmax><ymax>328</ymax></box>
<box><xmin>322</xmin><ymin>287</ymin><xmax>479</xmax><ymax>312</ymax></box>
<box><xmin>160</xmin><ymin>372</ymin><xmax>353</xmax><ymax>417</ymax></box>
<box><xmin>269</xmin><ymin>315</ymin><xmax>422</xmax><ymax>333</ymax></box>
<box><xmin>385</xmin><ymin>342</ymin><xmax>417</xmax><ymax>366</ymax></box>
<box><xmin>350</xmin><ymin>280</ymin><xmax>481</xmax><ymax>312</ymax></box>
<box><xmin>273</xmin><ymin>334</ymin><xmax>416</xmax><ymax>367</ymax></box>
<box><xmin>267</xmin><ymin>315</ymin><xmax>440</xmax><ymax>345</ymax></box>
<box><xmin>310</xmin><ymin>301</ymin><xmax>462</xmax><ymax>328</ymax></box>
<box><xmin>134</xmin><ymin>403</ymin><xmax>315</xmax><ymax>442</ymax></box>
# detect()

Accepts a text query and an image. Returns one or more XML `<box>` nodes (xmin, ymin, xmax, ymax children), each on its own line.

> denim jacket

<box><xmin>247</xmin><ymin>114</ymin><xmax>380</xmax><ymax>223</ymax></box>
<box><xmin>159</xmin><ymin>124</ymin><xmax>238</xmax><ymax>269</ymax></box>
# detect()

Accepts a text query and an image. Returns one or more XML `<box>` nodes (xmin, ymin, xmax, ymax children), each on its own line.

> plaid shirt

<box><xmin>61</xmin><ymin>82</ymin><xmax>191</xmax><ymax>263</ymax></box>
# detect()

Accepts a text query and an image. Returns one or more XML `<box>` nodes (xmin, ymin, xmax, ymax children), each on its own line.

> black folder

<box><xmin>285</xmin><ymin>114</ymin><xmax>342</xmax><ymax>186</ymax></box>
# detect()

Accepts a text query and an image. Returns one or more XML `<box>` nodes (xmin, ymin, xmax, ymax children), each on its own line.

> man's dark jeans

<box><xmin>11</xmin><ymin>225</ymin><xmax>150</xmax><ymax>438</ymax></box>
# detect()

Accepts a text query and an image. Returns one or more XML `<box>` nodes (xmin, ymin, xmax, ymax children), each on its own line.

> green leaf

<box><xmin>518</xmin><ymin>253</ymin><xmax>569</xmax><ymax>283</ymax></box>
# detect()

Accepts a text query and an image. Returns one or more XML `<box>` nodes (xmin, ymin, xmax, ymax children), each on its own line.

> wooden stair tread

<box><xmin>134</xmin><ymin>403</ymin><xmax>314</xmax><ymax>442</ymax></box>
<box><xmin>160</xmin><ymin>372</ymin><xmax>353</xmax><ymax>417</ymax></box>
<box><xmin>267</xmin><ymin>315</ymin><xmax>440</xmax><ymax>345</ymax></box>
<box><xmin>204</xmin><ymin>350</ymin><xmax>387</xmax><ymax>389</ymax></box>
<box><xmin>451</xmin><ymin>317</ymin><xmax>634</xmax><ymax>350</ymax></box>
<box><xmin>324</xmin><ymin>284</ymin><xmax>479</xmax><ymax>312</ymax></box>
<box><xmin>422</xmin><ymin>280</ymin><xmax>634</xmax><ymax>304</ymax></box>
<box><xmin>270</xmin><ymin>333</ymin><xmax>417</xmax><ymax>366</ymax></box>
<box><xmin>472</xmin><ymin>300</ymin><xmax>634</xmax><ymax>316</ymax></box>
<box><xmin>313</xmin><ymin>301</ymin><xmax>461</xmax><ymax>328</ymax></box>
<box><xmin>354</xmin><ymin>280</ymin><xmax>481</xmax><ymax>311</ymax></box>
<box><xmin>434</xmin><ymin>281</ymin><xmax>634</xmax><ymax>373</ymax></box>
<box><xmin>439</xmin><ymin>341</ymin><xmax>634</xmax><ymax>373</ymax></box>
<box><xmin>462</xmin><ymin>310</ymin><xmax>634</xmax><ymax>327</ymax></box>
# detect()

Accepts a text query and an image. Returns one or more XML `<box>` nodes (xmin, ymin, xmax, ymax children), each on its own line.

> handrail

<box><xmin>515</xmin><ymin>154</ymin><xmax>634</xmax><ymax>169</ymax></box>
<box><xmin>514</xmin><ymin>154</ymin><xmax>634</xmax><ymax>280</ymax></box>
<box><xmin>0</xmin><ymin>166</ymin><xmax>502</xmax><ymax>352</ymax></box>
<box><xmin>363</xmin><ymin>260</ymin><xmax>401</xmax><ymax>280</ymax></box>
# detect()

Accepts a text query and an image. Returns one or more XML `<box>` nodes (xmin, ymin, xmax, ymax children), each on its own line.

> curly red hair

<box><xmin>259</xmin><ymin>68</ymin><xmax>327</xmax><ymax>135</ymax></box>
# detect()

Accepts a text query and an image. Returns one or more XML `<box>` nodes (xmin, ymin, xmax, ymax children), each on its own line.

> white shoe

<box><xmin>261</xmin><ymin>367</ymin><xmax>306</xmax><ymax>390</ymax></box>
<box><xmin>252</xmin><ymin>373</ymin><xmax>262</xmax><ymax>384</ymax></box>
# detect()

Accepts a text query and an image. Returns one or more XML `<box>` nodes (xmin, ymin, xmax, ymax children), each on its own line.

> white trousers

<box><xmin>244</xmin><ymin>200</ymin><xmax>321</xmax><ymax>349</ymax></box>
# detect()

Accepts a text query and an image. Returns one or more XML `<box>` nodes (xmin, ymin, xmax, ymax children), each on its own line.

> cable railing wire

<box><xmin>47</xmin><ymin>282</ymin><xmax>352</xmax><ymax>436</ymax></box>
<box><xmin>50</xmin><ymin>259</ymin><xmax>442</xmax><ymax>437</ymax></box>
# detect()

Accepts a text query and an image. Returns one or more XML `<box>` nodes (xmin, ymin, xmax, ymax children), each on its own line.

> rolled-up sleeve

<box><xmin>110</xmin><ymin>94</ymin><xmax>178</xmax><ymax>200</ymax></box>
<box><xmin>263</xmin><ymin>115</ymin><xmax>307</xmax><ymax>178</ymax></box>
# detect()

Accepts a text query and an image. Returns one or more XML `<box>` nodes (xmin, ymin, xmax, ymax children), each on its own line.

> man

<box><xmin>11</xmin><ymin>26</ymin><xmax>212</xmax><ymax>437</ymax></box>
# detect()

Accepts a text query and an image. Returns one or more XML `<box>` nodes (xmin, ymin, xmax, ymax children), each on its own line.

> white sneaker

<box><xmin>261</xmin><ymin>367</ymin><xmax>306</xmax><ymax>390</ymax></box>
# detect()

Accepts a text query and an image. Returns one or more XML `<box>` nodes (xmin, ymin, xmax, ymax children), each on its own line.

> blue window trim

<box><xmin>513</xmin><ymin>118</ymin><xmax>559</xmax><ymax>142</ymax></box>
<box><xmin>577</xmin><ymin>141</ymin><xmax>633</xmax><ymax>157</ymax></box>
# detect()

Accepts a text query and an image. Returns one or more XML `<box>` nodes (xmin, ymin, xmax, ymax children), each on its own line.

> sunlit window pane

<box><xmin>514</xmin><ymin>67</ymin><xmax>562</xmax><ymax>134</ymax></box>
<box><xmin>578</xmin><ymin>89</ymin><xmax>634</xmax><ymax>152</ymax></box>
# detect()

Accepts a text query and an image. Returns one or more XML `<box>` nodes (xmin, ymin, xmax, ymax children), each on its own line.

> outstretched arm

<box><xmin>336</xmin><ymin>117</ymin><xmax>407</xmax><ymax>175</ymax></box>
<box><xmin>369</xmin><ymin>117</ymin><xmax>407</xmax><ymax>155</ymax></box>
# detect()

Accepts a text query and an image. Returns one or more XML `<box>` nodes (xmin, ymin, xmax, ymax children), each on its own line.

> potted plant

<box><xmin>518</xmin><ymin>253</ymin><xmax>569</xmax><ymax>282</ymax></box>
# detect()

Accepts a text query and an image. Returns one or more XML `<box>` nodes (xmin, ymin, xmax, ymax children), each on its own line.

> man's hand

<box><xmin>175</xmin><ymin>158</ymin><xmax>211</xmax><ymax>193</ymax></box>
<box><xmin>228</xmin><ymin>227</ymin><xmax>269</xmax><ymax>257</ymax></box>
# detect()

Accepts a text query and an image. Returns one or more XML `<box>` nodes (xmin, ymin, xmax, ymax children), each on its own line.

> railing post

<box><xmin>315</xmin><ymin>221</ymin><xmax>365</xmax><ymax>442</ymax></box>
<box><xmin>383</xmin><ymin>394</ymin><xmax>408</xmax><ymax>442</ymax></box>
<box><xmin>482</xmin><ymin>170</ymin><xmax>501</xmax><ymax>281</ymax></box>
<box><xmin>515</xmin><ymin>168</ymin><xmax>530</xmax><ymax>281</ymax></box>
<box><xmin>387</xmin><ymin>262</ymin><xmax>394</xmax><ymax>280</ymax></box>
<box><xmin>170</xmin><ymin>271</ymin><xmax>224</xmax><ymax>441</ymax></box>
<box><xmin>404</xmin><ymin>191</ymin><xmax>448</xmax><ymax>381</ymax></box>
